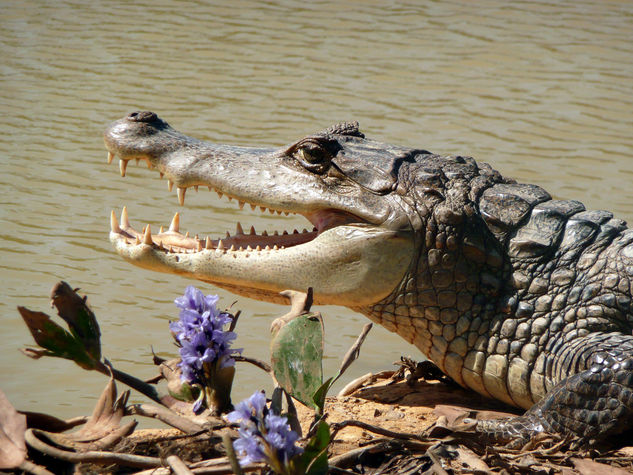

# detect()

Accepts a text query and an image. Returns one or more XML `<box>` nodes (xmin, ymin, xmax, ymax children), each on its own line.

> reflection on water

<box><xmin>1</xmin><ymin>0</ymin><xmax>632</xmax><ymax>419</ymax></box>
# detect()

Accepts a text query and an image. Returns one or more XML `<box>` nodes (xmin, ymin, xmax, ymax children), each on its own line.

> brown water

<box><xmin>1</xmin><ymin>0</ymin><xmax>632</xmax><ymax>420</ymax></box>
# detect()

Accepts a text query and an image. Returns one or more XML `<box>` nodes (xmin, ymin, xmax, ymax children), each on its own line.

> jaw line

<box><xmin>110</xmin><ymin>211</ymin><xmax>413</xmax><ymax>308</ymax></box>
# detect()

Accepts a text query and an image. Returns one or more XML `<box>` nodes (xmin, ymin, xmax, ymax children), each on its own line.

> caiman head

<box><xmin>104</xmin><ymin>111</ymin><xmax>421</xmax><ymax>311</ymax></box>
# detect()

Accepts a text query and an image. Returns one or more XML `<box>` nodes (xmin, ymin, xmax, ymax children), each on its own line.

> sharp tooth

<box><xmin>208</xmin><ymin>186</ymin><xmax>212</xmax><ymax>191</ymax></box>
<box><xmin>255</xmin><ymin>245</ymin><xmax>261</xmax><ymax>251</ymax></box>
<box><xmin>265</xmin><ymin>245</ymin><xmax>271</xmax><ymax>250</ymax></box>
<box><xmin>273</xmin><ymin>245</ymin><xmax>279</xmax><ymax>250</ymax></box>
<box><xmin>205</xmin><ymin>236</ymin><xmax>212</xmax><ymax>249</ymax></box>
<box><xmin>260</xmin><ymin>206</ymin><xmax>266</xmax><ymax>212</ymax></box>
<box><xmin>197</xmin><ymin>240</ymin><xmax>202</xmax><ymax>251</ymax></box>
<box><xmin>216</xmin><ymin>191</ymin><xmax>223</xmax><ymax>199</ymax></box>
<box><xmin>276</xmin><ymin>210</ymin><xmax>282</xmax><ymax>215</ymax></box>
<box><xmin>135</xmin><ymin>236</ymin><xmax>141</xmax><ymax>245</ymax></box>
<box><xmin>269</xmin><ymin>208</ymin><xmax>275</xmax><ymax>214</ymax></box>
<box><xmin>246</xmin><ymin>245</ymin><xmax>253</xmax><ymax>251</ymax></box>
<box><xmin>119</xmin><ymin>159</ymin><xmax>128</xmax><ymax>177</ymax></box>
<box><xmin>107</xmin><ymin>151</ymin><xmax>114</xmax><ymax>164</ymax></box>
<box><xmin>169</xmin><ymin>213</ymin><xmax>180</xmax><ymax>232</ymax></box>
<box><xmin>159</xmin><ymin>226</ymin><xmax>164</xmax><ymax>233</ymax></box>
<box><xmin>225</xmin><ymin>231</ymin><xmax>231</xmax><ymax>238</ymax></box>
<box><xmin>228</xmin><ymin>196</ymin><xmax>233</xmax><ymax>202</ymax></box>
<box><xmin>236</xmin><ymin>222</ymin><xmax>244</xmax><ymax>235</ymax></box>
<box><xmin>110</xmin><ymin>210</ymin><xmax>121</xmax><ymax>233</ymax></box>
<box><xmin>218</xmin><ymin>239</ymin><xmax>225</xmax><ymax>250</ymax></box>
<box><xmin>194</xmin><ymin>185</ymin><xmax>199</xmax><ymax>192</ymax></box>
<box><xmin>177</xmin><ymin>187</ymin><xmax>186</xmax><ymax>206</ymax></box>
<box><xmin>229</xmin><ymin>245</ymin><xmax>236</xmax><ymax>252</ymax></box>
<box><xmin>158</xmin><ymin>241</ymin><xmax>164</xmax><ymax>249</ymax></box>
<box><xmin>284</xmin><ymin>211</ymin><xmax>289</xmax><ymax>216</ymax></box>
<box><xmin>168</xmin><ymin>245</ymin><xmax>173</xmax><ymax>253</ymax></box>
<box><xmin>250</xmin><ymin>204</ymin><xmax>256</xmax><ymax>211</ymax></box>
<box><xmin>121</xmin><ymin>206</ymin><xmax>130</xmax><ymax>228</ymax></box>
<box><xmin>239</xmin><ymin>201</ymin><xmax>245</xmax><ymax>210</ymax></box>
<box><xmin>262</xmin><ymin>230</ymin><xmax>268</xmax><ymax>236</ymax></box>
<box><xmin>160</xmin><ymin>172</ymin><xmax>164</xmax><ymax>179</ymax></box>
<box><xmin>194</xmin><ymin>234</ymin><xmax>199</xmax><ymax>240</ymax></box>
<box><xmin>302</xmin><ymin>228</ymin><xmax>308</xmax><ymax>233</ymax></box>
<box><xmin>273</xmin><ymin>231</ymin><xmax>279</xmax><ymax>236</ymax></box>
<box><xmin>135</xmin><ymin>158</ymin><xmax>140</xmax><ymax>165</ymax></box>
<box><xmin>168</xmin><ymin>180</ymin><xmax>174</xmax><ymax>192</ymax></box>
<box><xmin>293</xmin><ymin>229</ymin><xmax>299</xmax><ymax>234</ymax></box>
<box><xmin>146</xmin><ymin>160</ymin><xmax>153</xmax><ymax>170</ymax></box>
<box><xmin>250</xmin><ymin>225</ymin><xmax>256</xmax><ymax>235</ymax></box>
<box><xmin>283</xmin><ymin>230</ymin><xmax>288</xmax><ymax>235</ymax></box>
<box><xmin>313</xmin><ymin>227</ymin><xmax>318</xmax><ymax>232</ymax></box>
<box><xmin>238</xmin><ymin>246</ymin><xmax>244</xmax><ymax>251</ymax></box>
<box><xmin>143</xmin><ymin>224</ymin><xmax>153</xmax><ymax>245</ymax></box>
<box><xmin>185</xmin><ymin>231</ymin><xmax>190</xmax><ymax>238</ymax></box>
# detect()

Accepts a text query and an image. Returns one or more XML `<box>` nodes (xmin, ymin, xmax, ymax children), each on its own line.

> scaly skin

<box><xmin>104</xmin><ymin>111</ymin><xmax>633</xmax><ymax>443</ymax></box>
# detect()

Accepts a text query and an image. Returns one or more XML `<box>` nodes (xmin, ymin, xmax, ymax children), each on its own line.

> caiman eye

<box><xmin>294</xmin><ymin>144</ymin><xmax>332</xmax><ymax>174</ymax></box>
<box><xmin>299</xmin><ymin>147</ymin><xmax>326</xmax><ymax>164</ymax></box>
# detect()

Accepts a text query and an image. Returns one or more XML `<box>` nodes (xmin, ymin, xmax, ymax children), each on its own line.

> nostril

<box><xmin>127</xmin><ymin>111</ymin><xmax>157</xmax><ymax>123</ymax></box>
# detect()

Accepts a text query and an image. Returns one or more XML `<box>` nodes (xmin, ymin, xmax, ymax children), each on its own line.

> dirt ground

<box><xmin>109</xmin><ymin>374</ymin><xmax>633</xmax><ymax>474</ymax></box>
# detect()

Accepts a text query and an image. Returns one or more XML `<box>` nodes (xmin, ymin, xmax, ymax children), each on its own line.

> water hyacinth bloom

<box><xmin>227</xmin><ymin>391</ymin><xmax>303</xmax><ymax>472</ymax></box>
<box><xmin>170</xmin><ymin>286</ymin><xmax>241</xmax><ymax>413</ymax></box>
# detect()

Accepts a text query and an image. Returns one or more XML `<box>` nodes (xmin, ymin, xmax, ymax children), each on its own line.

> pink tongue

<box><xmin>305</xmin><ymin>209</ymin><xmax>362</xmax><ymax>233</ymax></box>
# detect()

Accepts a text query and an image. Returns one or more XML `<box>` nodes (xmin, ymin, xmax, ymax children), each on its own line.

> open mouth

<box><xmin>107</xmin><ymin>152</ymin><xmax>363</xmax><ymax>256</ymax></box>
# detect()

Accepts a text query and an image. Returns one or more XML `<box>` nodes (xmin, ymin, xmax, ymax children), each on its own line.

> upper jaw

<box><xmin>103</xmin><ymin>115</ymin><xmax>396</xmax><ymax>231</ymax></box>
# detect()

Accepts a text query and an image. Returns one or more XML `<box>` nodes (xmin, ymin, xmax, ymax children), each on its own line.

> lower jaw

<box><xmin>110</xmin><ymin>224</ymin><xmax>413</xmax><ymax>308</ymax></box>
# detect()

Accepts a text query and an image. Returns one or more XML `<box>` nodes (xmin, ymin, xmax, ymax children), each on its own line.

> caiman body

<box><xmin>104</xmin><ymin>111</ymin><xmax>633</xmax><ymax>443</ymax></box>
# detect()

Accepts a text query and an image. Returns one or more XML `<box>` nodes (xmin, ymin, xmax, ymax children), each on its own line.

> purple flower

<box><xmin>170</xmin><ymin>286</ymin><xmax>241</xmax><ymax>386</ymax></box>
<box><xmin>263</xmin><ymin>414</ymin><xmax>302</xmax><ymax>463</ymax></box>
<box><xmin>175</xmin><ymin>285</ymin><xmax>220</xmax><ymax>314</ymax></box>
<box><xmin>233</xmin><ymin>427</ymin><xmax>266</xmax><ymax>464</ymax></box>
<box><xmin>226</xmin><ymin>391</ymin><xmax>303</xmax><ymax>469</ymax></box>
<box><xmin>227</xmin><ymin>390</ymin><xmax>266</xmax><ymax>426</ymax></box>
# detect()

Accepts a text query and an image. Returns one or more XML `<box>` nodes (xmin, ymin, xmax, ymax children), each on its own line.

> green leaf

<box><xmin>312</xmin><ymin>377</ymin><xmax>334</xmax><ymax>416</ymax></box>
<box><xmin>17</xmin><ymin>306</ymin><xmax>97</xmax><ymax>369</ymax></box>
<box><xmin>270</xmin><ymin>312</ymin><xmax>324</xmax><ymax>410</ymax></box>
<box><xmin>300</xmin><ymin>420</ymin><xmax>330</xmax><ymax>475</ymax></box>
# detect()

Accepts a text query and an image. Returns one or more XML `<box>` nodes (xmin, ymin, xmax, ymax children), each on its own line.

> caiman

<box><xmin>104</xmin><ymin>111</ymin><xmax>633</xmax><ymax>444</ymax></box>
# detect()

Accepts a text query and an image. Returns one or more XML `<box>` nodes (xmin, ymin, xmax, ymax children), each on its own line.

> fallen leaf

<box><xmin>37</xmin><ymin>376</ymin><xmax>135</xmax><ymax>451</ymax></box>
<box><xmin>572</xmin><ymin>457</ymin><xmax>632</xmax><ymax>475</ymax></box>
<box><xmin>432</xmin><ymin>405</ymin><xmax>472</xmax><ymax>425</ymax></box>
<box><xmin>0</xmin><ymin>389</ymin><xmax>27</xmax><ymax>469</ymax></box>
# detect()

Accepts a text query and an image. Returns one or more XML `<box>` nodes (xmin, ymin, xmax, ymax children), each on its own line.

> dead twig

<box><xmin>233</xmin><ymin>355</ymin><xmax>271</xmax><ymax>373</ymax></box>
<box><xmin>24</xmin><ymin>429</ymin><xmax>161</xmax><ymax>469</ymax></box>
<box><xmin>125</xmin><ymin>403</ymin><xmax>208</xmax><ymax>434</ymax></box>
<box><xmin>330</xmin><ymin>419</ymin><xmax>423</xmax><ymax>441</ymax></box>
<box><xmin>166</xmin><ymin>454</ymin><xmax>195</xmax><ymax>475</ymax></box>
<box><xmin>133</xmin><ymin>457</ymin><xmax>265</xmax><ymax>475</ymax></box>
<box><xmin>17</xmin><ymin>459</ymin><xmax>55</xmax><ymax>475</ymax></box>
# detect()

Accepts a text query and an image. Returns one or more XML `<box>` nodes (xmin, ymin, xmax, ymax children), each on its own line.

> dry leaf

<box><xmin>0</xmin><ymin>389</ymin><xmax>27</xmax><ymax>469</ymax></box>
<box><xmin>572</xmin><ymin>457</ymin><xmax>632</xmax><ymax>475</ymax></box>
<box><xmin>38</xmin><ymin>376</ymin><xmax>135</xmax><ymax>451</ymax></box>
